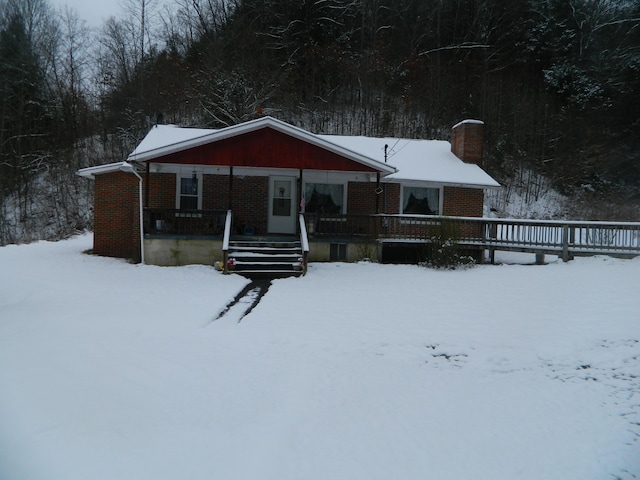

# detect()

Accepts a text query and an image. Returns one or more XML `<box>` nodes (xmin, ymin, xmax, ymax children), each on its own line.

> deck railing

<box><xmin>312</xmin><ymin>213</ymin><xmax>640</xmax><ymax>260</ymax></box>
<box><xmin>144</xmin><ymin>208</ymin><xmax>228</xmax><ymax>235</ymax></box>
<box><xmin>143</xmin><ymin>209</ymin><xmax>640</xmax><ymax>260</ymax></box>
<box><xmin>305</xmin><ymin>213</ymin><xmax>378</xmax><ymax>237</ymax></box>
<box><xmin>480</xmin><ymin>218</ymin><xmax>640</xmax><ymax>259</ymax></box>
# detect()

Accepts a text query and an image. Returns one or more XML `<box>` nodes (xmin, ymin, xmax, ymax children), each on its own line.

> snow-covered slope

<box><xmin>1</xmin><ymin>235</ymin><xmax>638</xmax><ymax>480</ymax></box>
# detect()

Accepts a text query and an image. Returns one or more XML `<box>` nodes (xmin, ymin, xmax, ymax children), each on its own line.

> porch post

<box><xmin>297</xmin><ymin>169</ymin><xmax>303</xmax><ymax>235</ymax></box>
<box><xmin>228</xmin><ymin>165</ymin><xmax>233</xmax><ymax>210</ymax></box>
<box><xmin>376</xmin><ymin>172</ymin><xmax>380</xmax><ymax>214</ymax></box>
<box><xmin>298</xmin><ymin>169</ymin><xmax>303</xmax><ymax>214</ymax></box>
<box><xmin>145</xmin><ymin>162</ymin><xmax>150</xmax><ymax>207</ymax></box>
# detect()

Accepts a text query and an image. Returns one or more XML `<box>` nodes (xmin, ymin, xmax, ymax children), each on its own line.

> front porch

<box><xmin>142</xmin><ymin>208</ymin><xmax>640</xmax><ymax>267</ymax></box>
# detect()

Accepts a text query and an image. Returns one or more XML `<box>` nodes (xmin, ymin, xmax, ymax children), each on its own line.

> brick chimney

<box><xmin>451</xmin><ymin>119</ymin><xmax>484</xmax><ymax>164</ymax></box>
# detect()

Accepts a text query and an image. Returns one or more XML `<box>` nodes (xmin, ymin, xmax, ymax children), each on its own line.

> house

<box><xmin>77</xmin><ymin>116</ymin><xmax>499</xmax><ymax>272</ymax></box>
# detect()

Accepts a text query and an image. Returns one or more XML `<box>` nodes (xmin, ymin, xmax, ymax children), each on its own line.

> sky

<box><xmin>49</xmin><ymin>0</ymin><xmax>122</xmax><ymax>28</ymax></box>
<box><xmin>49</xmin><ymin>0</ymin><xmax>171</xmax><ymax>29</ymax></box>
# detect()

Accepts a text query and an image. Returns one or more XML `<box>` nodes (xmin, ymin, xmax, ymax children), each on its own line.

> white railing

<box><xmin>299</xmin><ymin>214</ymin><xmax>310</xmax><ymax>275</ymax></box>
<box><xmin>222</xmin><ymin>210</ymin><xmax>232</xmax><ymax>273</ymax></box>
<box><xmin>375</xmin><ymin>215</ymin><xmax>640</xmax><ymax>261</ymax></box>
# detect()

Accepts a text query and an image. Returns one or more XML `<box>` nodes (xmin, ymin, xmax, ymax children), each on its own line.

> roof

<box><xmin>79</xmin><ymin>117</ymin><xmax>499</xmax><ymax>188</ymax></box>
<box><xmin>127</xmin><ymin>116</ymin><xmax>397</xmax><ymax>176</ymax></box>
<box><xmin>76</xmin><ymin>162</ymin><xmax>127</xmax><ymax>179</ymax></box>
<box><xmin>320</xmin><ymin>135</ymin><xmax>500</xmax><ymax>189</ymax></box>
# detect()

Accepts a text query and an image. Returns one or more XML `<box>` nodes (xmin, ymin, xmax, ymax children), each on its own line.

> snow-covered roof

<box><xmin>76</xmin><ymin>162</ymin><xmax>127</xmax><ymax>179</ymax></box>
<box><xmin>126</xmin><ymin>116</ymin><xmax>397</xmax><ymax>176</ymax></box>
<box><xmin>129</xmin><ymin>126</ymin><xmax>218</xmax><ymax>158</ymax></box>
<box><xmin>81</xmin><ymin>117</ymin><xmax>499</xmax><ymax>188</ymax></box>
<box><xmin>320</xmin><ymin>135</ymin><xmax>500</xmax><ymax>189</ymax></box>
<box><xmin>76</xmin><ymin>161</ymin><xmax>144</xmax><ymax>179</ymax></box>
<box><xmin>452</xmin><ymin>119</ymin><xmax>484</xmax><ymax>129</ymax></box>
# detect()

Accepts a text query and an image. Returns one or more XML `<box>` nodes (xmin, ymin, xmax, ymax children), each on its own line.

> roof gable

<box><xmin>128</xmin><ymin>116</ymin><xmax>396</xmax><ymax>175</ymax></box>
<box><xmin>91</xmin><ymin>116</ymin><xmax>500</xmax><ymax>188</ymax></box>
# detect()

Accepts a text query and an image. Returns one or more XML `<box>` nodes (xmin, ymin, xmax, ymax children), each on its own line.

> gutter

<box><xmin>119</xmin><ymin>162</ymin><xmax>145</xmax><ymax>265</ymax></box>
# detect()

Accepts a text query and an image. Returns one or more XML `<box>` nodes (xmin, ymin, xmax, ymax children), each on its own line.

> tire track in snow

<box><xmin>214</xmin><ymin>279</ymin><xmax>272</xmax><ymax>323</ymax></box>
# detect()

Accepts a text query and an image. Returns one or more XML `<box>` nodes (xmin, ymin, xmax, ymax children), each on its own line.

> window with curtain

<box><xmin>304</xmin><ymin>183</ymin><xmax>345</xmax><ymax>214</ymax></box>
<box><xmin>402</xmin><ymin>186</ymin><xmax>440</xmax><ymax>215</ymax></box>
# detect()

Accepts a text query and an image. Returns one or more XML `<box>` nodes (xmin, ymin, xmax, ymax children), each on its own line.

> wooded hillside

<box><xmin>1</xmin><ymin>0</ymin><xmax>639</xmax><ymax>244</ymax></box>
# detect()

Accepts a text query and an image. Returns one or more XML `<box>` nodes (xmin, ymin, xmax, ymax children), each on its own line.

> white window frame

<box><xmin>302</xmin><ymin>181</ymin><xmax>348</xmax><ymax>215</ymax></box>
<box><xmin>400</xmin><ymin>185</ymin><xmax>442</xmax><ymax>215</ymax></box>
<box><xmin>176</xmin><ymin>172</ymin><xmax>203</xmax><ymax>211</ymax></box>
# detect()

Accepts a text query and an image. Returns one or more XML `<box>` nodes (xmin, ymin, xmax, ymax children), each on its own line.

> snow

<box><xmin>320</xmin><ymin>134</ymin><xmax>500</xmax><ymax>188</ymax></box>
<box><xmin>125</xmin><ymin>120</ymin><xmax>499</xmax><ymax>188</ymax></box>
<box><xmin>452</xmin><ymin>119</ymin><xmax>485</xmax><ymax>129</ymax></box>
<box><xmin>1</xmin><ymin>235</ymin><xmax>638</xmax><ymax>480</ymax></box>
<box><xmin>128</xmin><ymin>124</ymin><xmax>218</xmax><ymax>159</ymax></box>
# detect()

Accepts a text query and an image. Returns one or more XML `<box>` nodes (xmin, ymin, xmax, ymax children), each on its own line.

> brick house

<box><xmin>78</xmin><ymin>116</ymin><xmax>499</xmax><ymax>269</ymax></box>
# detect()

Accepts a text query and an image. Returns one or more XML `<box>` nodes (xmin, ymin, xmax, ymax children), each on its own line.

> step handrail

<box><xmin>222</xmin><ymin>210</ymin><xmax>232</xmax><ymax>274</ymax></box>
<box><xmin>299</xmin><ymin>214</ymin><xmax>310</xmax><ymax>275</ymax></box>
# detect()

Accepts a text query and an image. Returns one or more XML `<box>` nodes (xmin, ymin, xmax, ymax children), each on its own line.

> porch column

<box><xmin>228</xmin><ymin>166</ymin><xmax>233</xmax><ymax>210</ymax></box>
<box><xmin>376</xmin><ymin>172</ymin><xmax>380</xmax><ymax>214</ymax></box>
<box><xmin>145</xmin><ymin>162</ymin><xmax>150</xmax><ymax>207</ymax></box>
<box><xmin>298</xmin><ymin>169</ymin><xmax>303</xmax><ymax>214</ymax></box>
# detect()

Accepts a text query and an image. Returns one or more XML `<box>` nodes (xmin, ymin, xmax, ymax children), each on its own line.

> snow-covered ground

<box><xmin>1</xmin><ymin>234</ymin><xmax>638</xmax><ymax>480</ymax></box>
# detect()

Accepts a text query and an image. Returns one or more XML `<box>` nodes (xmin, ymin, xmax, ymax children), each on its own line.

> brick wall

<box><xmin>442</xmin><ymin>186</ymin><xmax>484</xmax><ymax>217</ymax></box>
<box><xmin>94</xmin><ymin>172</ymin><xmax>140</xmax><ymax>261</ymax></box>
<box><xmin>346</xmin><ymin>182</ymin><xmax>376</xmax><ymax>214</ymax></box>
<box><xmin>344</xmin><ymin>182</ymin><xmax>403</xmax><ymax>215</ymax></box>
<box><xmin>203</xmin><ymin>174</ymin><xmax>231</xmax><ymax>210</ymax></box>
<box><xmin>381</xmin><ymin>183</ymin><xmax>401</xmax><ymax>214</ymax></box>
<box><xmin>451</xmin><ymin>120</ymin><xmax>484</xmax><ymax>165</ymax></box>
<box><xmin>147</xmin><ymin>173</ymin><xmax>175</xmax><ymax>208</ymax></box>
<box><xmin>232</xmin><ymin>176</ymin><xmax>268</xmax><ymax>234</ymax></box>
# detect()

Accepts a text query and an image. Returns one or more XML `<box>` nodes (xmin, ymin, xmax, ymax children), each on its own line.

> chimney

<box><xmin>451</xmin><ymin>119</ymin><xmax>484</xmax><ymax>164</ymax></box>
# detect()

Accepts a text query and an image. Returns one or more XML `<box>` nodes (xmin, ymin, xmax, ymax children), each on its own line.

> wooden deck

<box><xmin>311</xmin><ymin>214</ymin><xmax>640</xmax><ymax>261</ymax></box>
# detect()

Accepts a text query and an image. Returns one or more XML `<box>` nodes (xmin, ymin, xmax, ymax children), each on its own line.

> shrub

<box><xmin>419</xmin><ymin>219</ymin><xmax>476</xmax><ymax>269</ymax></box>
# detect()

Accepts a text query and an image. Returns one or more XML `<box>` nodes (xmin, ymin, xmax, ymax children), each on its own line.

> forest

<box><xmin>1</xmin><ymin>0</ymin><xmax>639</xmax><ymax>244</ymax></box>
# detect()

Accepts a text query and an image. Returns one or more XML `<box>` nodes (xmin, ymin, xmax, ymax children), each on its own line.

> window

<box><xmin>177</xmin><ymin>173</ymin><xmax>201</xmax><ymax>210</ymax></box>
<box><xmin>272</xmin><ymin>179</ymin><xmax>292</xmax><ymax>216</ymax></box>
<box><xmin>401</xmin><ymin>186</ymin><xmax>440</xmax><ymax>215</ymax></box>
<box><xmin>330</xmin><ymin>243</ymin><xmax>347</xmax><ymax>261</ymax></box>
<box><xmin>303</xmin><ymin>183</ymin><xmax>345</xmax><ymax>214</ymax></box>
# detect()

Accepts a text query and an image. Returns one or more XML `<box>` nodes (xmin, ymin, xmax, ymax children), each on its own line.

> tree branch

<box><xmin>419</xmin><ymin>43</ymin><xmax>492</xmax><ymax>56</ymax></box>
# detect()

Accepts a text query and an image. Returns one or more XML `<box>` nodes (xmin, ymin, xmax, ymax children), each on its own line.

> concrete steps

<box><xmin>228</xmin><ymin>239</ymin><xmax>304</xmax><ymax>278</ymax></box>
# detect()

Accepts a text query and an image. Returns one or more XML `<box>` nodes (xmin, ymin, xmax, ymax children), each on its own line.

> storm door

<box><xmin>268</xmin><ymin>176</ymin><xmax>296</xmax><ymax>234</ymax></box>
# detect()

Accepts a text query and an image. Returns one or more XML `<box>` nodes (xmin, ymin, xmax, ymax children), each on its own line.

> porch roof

<box><xmin>76</xmin><ymin>161</ymin><xmax>132</xmax><ymax>179</ymax></box>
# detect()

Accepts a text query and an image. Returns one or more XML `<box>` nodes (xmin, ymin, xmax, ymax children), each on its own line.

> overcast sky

<box><xmin>48</xmin><ymin>0</ymin><xmax>120</xmax><ymax>28</ymax></box>
<box><xmin>49</xmin><ymin>0</ymin><xmax>173</xmax><ymax>31</ymax></box>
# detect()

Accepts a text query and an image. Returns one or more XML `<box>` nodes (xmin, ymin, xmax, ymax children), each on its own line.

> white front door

<box><xmin>268</xmin><ymin>176</ymin><xmax>297</xmax><ymax>234</ymax></box>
